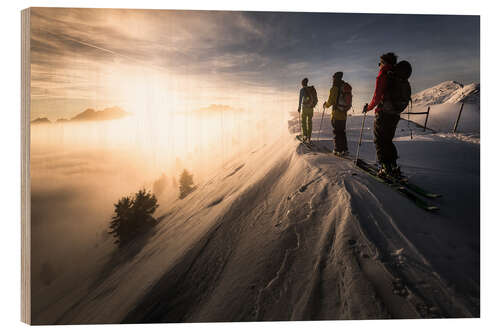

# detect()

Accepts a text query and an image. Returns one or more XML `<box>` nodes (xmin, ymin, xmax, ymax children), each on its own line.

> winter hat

<box><xmin>380</xmin><ymin>52</ymin><xmax>398</xmax><ymax>66</ymax></box>
<box><xmin>333</xmin><ymin>72</ymin><xmax>343</xmax><ymax>79</ymax></box>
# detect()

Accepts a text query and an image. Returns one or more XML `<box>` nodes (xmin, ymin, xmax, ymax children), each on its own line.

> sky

<box><xmin>30</xmin><ymin>8</ymin><xmax>480</xmax><ymax>120</ymax></box>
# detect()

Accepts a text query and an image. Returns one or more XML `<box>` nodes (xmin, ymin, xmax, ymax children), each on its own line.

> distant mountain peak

<box><xmin>31</xmin><ymin>117</ymin><xmax>51</xmax><ymax>125</ymax></box>
<box><xmin>412</xmin><ymin>81</ymin><xmax>479</xmax><ymax>106</ymax></box>
<box><xmin>447</xmin><ymin>80</ymin><xmax>464</xmax><ymax>87</ymax></box>
<box><xmin>31</xmin><ymin>106</ymin><xmax>130</xmax><ymax>125</ymax></box>
<box><xmin>70</xmin><ymin>106</ymin><xmax>129</xmax><ymax>122</ymax></box>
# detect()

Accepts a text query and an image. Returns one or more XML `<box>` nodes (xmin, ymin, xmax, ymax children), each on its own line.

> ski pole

<box><xmin>317</xmin><ymin>105</ymin><xmax>326</xmax><ymax>143</ymax></box>
<box><xmin>355</xmin><ymin>106</ymin><xmax>367</xmax><ymax>166</ymax></box>
<box><xmin>297</xmin><ymin>109</ymin><xmax>301</xmax><ymax>138</ymax></box>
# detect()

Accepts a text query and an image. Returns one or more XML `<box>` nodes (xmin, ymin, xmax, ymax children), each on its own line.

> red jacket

<box><xmin>366</xmin><ymin>64</ymin><xmax>393</xmax><ymax>113</ymax></box>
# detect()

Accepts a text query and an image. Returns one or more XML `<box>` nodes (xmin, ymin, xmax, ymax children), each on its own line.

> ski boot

<box><xmin>333</xmin><ymin>150</ymin><xmax>348</xmax><ymax>157</ymax></box>
<box><xmin>297</xmin><ymin>134</ymin><xmax>307</xmax><ymax>143</ymax></box>
<box><xmin>389</xmin><ymin>162</ymin><xmax>403</xmax><ymax>179</ymax></box>
<box><xmin>377</xmin><ymin>162</ymin><xmax>391</xmax><ymax>177</ymax></box>
<box><xmin>378</xmin><ymin>162</ymin><xmax>403</xmax><ymax>179</ymax></box>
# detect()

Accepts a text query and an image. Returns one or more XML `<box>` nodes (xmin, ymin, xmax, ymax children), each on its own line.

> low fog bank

<box><xmin>30</xmin><ymin>107</ymin><xmax>287</xmax><ymax>317</ymax></box>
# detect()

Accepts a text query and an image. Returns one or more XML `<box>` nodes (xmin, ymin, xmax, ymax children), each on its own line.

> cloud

<box><xmin>195</xmin><ymin>104</ymin><xmax>243</xmax><ymax>113</ymax></box>
<box><xmin>30</xmin><ymin>8</ymin><xmax>480</xmax><ymax>116</ymax></box>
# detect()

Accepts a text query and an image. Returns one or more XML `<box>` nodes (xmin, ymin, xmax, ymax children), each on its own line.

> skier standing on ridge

<box><xmin>363</xmin><ymin>52</ymin><xmax>411</xmax><ymax>178</ymax></box>
<box><xmin>323</xmin><ymin>71</ymin><xmax>352</xmax><ymax>155</ymax></box>
<box><xmin>297</xmin><ymin>78</ymin><xmax>317</xmax><ymax>144</ymax></box>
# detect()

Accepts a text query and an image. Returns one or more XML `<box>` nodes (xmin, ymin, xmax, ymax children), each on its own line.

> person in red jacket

<box><xmin>363</xmin><ymin>52</ymin><xmax>401</xmax><ymax>177</ymax></box>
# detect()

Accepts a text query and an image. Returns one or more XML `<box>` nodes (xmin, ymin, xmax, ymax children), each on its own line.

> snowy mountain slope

<box><xmin>407</xmin><ymin>81</ymin><xmax>480</xmax><ymax>138</ymax></box>
<box><xmin>445</xmin><ymin>83</ymin><xmax>480</xmax><ymax>104</ymax></box>
<box><xmin>412</xmin><ymin>81</ymin><xmax>480</xmax><ymax>106</ymax></box>
<box><xmin>32</xmin><ymin>113</ymin><xmax>479</xmax><ymax>324</ymax></box>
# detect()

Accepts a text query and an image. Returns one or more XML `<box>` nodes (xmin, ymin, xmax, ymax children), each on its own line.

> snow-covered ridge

<box><xmin>412</xmin><ymin>81</ymin><xmax>480</xmax><ymax>106</ymax></box>
<box><xmin>31</xmin><ymin>114</ymin><xmax>479</xmax><ymax>324</ymax></box>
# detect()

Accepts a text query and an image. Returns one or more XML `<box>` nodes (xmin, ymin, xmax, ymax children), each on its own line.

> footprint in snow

<box><xmin>225</xmin><ymin>164</ymin><xmax>245</xmax><ymax>178</ymax></box>
<box><xmin>206</xmin><ymin>196</ymin><xmax>224</xmax><ymax>208</ymax></box>
<box><xmin>392</xmin><ymin>278</ymin><xmax>409</xmax><ymax>297</ymax></box>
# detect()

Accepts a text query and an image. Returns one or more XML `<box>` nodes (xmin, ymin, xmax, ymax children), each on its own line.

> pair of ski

<box><xmin>295</xmin><ymin>135</ymin><xmax>441</xmax><ymax>212</ymax></box>
<box><xmin>295</xmin><ymin>135</ymin><xmax>314</xmax><ymax>148</ymax></box>
<box><xmin>352</xmin><ymin>158</ymin><xmax>441</xmax><ymax>212</ymax></box>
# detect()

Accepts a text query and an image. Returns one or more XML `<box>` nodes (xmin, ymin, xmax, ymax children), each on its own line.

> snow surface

<box><xmin>32</xmin><ymin>108</ymin><xmax>479</xmax><ymax>323</ymax></box>
<box><xmin>403</xmin><ymin>103</ymin><xmax>479</xmax><ymax>142</ymax></box>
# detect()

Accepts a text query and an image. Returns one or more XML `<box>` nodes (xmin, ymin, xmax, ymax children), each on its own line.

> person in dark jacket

<box><xmin>323</xmin><ymin>72</ymin><xmax>350</xmax><ymax>155</ymax></box>
<box><xmin>363</xmin><ymin>52</ymin><xmax>401</xmax><ymax>177</ymax></box>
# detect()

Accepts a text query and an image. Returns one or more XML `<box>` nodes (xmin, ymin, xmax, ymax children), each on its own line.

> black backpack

<box><xmin>303</xmin><ymin>86</ymin><xmax>318</xmax><ymax>108</ymax></box>
<box><xmin>383</xmin><ymin>61</ymin><xmax>412</xmax><ymax>114</ymax></box>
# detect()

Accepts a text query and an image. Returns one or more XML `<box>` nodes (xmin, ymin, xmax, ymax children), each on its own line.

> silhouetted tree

<box><xmin>179</xmin><ymin>169</ymin><xmax>195</xmax><ymax>199</ymax></box>
<box><xmin>109</xmin><ymin>189</ymin><xmax>159</xmax><ymax>248</ymax></box>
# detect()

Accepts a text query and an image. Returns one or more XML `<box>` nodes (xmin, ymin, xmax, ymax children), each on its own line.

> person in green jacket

<box><xmin>298</xmin><ymin>78</ymin><xmax>317</xmax><ymax>144</ymax></box>
<box><xmin>323</xmin><ymin>72</ymin><xmax>352</xmax><ymax>155</ymax></box>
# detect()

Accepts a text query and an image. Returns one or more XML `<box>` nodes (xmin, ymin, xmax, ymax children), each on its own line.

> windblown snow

<box><xmin>32</xmin><ymin>96</ymin><xmax>480</xmax><ymax>323</ymax></box>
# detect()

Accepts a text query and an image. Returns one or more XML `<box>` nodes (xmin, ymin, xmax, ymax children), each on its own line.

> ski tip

<box><xmin>422</xmin><ymin>193</ymin><xmax>442</xmax><ymax>199</ymax></box>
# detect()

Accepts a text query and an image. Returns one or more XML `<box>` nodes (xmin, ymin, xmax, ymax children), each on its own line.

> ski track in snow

<box><xmin>33</xmin><ymin>111</ymin><xmax>479</xmax><ymax>324</ymax></box>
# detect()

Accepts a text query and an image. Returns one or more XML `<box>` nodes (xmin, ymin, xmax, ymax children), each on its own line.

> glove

<box><xmin>362</xmin><ymin>103</ymin><xmax>369</xmax><ymax>113</ymax></box>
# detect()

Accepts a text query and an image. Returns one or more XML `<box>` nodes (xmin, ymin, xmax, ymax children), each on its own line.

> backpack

<box><xmin>383</xmin><ymin>60</ymin><xmax>412</xmax><ymax>114</ymax></box>
<box><xmin>336</xmin><ymin>81</ymin><xmax>352</xmax><ymax>112</ymax></box>
<box><xmin>303</xmin><ymin>86</ymin><xmax>318</xmax><ymax>108</ymax></box>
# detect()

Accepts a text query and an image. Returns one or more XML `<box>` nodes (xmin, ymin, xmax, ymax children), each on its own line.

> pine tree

<box><xmin>179</xmin><ymin>169</ymin><xmax>195</xmax><ymax>199</ymax></box>
<box><xmin>108</xmin><ymin>189</ymin><xmax>159</xmax><ymax>248</ymax></box>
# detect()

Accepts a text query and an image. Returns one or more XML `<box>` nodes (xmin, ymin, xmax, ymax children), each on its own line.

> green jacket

<box><xmin>325</xmin><ymin>83</ymin><xmax>347</xmax><ymax>121</ymax></box>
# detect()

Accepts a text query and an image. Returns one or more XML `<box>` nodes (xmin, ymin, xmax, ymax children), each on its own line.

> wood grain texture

<box><xmin>21</xmin><ymin>7</ymin><xmax>31</xmax><ymax>325</ymax></box>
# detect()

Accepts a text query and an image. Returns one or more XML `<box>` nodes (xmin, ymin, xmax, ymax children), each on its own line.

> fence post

<box><xmin>453</xmin><ymin>102</ymin><xmax>465</xmax><ymax>133</ymax></box>
<box><xmin>423</xmin><ymin>106</ymin><xmax>430</xmax><ymax>132</ymax></box>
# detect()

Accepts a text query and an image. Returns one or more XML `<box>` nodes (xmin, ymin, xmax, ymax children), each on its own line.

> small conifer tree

<box><xmin>179</xmin><ymin>169</ymin><xmax>195</xmax><ymax>199</ymax></box>
<box><xmin>109</xmin><ymin>189</ymin><xmax>159</xmax><ymax>247</ymax></box>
